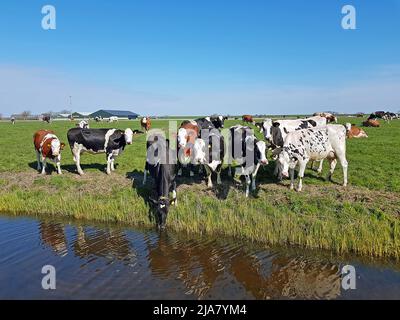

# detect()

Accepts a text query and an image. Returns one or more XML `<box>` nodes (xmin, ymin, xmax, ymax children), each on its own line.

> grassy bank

<box><xmin>0</xmin><ymin>117</ymin><xmax>399</xmax><ymax>258</ymax></box>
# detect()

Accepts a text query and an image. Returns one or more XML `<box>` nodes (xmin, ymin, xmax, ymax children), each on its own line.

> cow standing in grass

<box><xmin>192</xmin><ymin>129</ymin><xmax>225</xmax><ymax>188</ymax></box>
<box><xmin>77</xmin><ymin>120</ymin><xmax>89</xmax><ymax>129</ymax></box>
<box><xmin>33</xmin><ymin>130</ymin><xmax>65</xmax><ymax>175</ymax></box>
<box><xmin>143</xmin><ymin>134</ymin><xmax>177</xmax><ymax>229</ymax></box>
<box><xmin>277</xmin><ymin>125</ymin><xmax>348</xmax><ymax>192</ymax></box>
<box><xmin>140</xmin><ymin>117</ymin><xmax>151</xmax><ymax>132</ymax></box>
<box><xmin>228</xmin><ymin>125</ymin><xmax>268</xmax><ymax>197</ymax></box>
<box><xmin>242</xmin><ymin>115</ymin><xmax>255</xmax><ymax>125</ymax></box>
<box><xmin>11</xmin><ymin>117</ymin><xmax>15</xmax><ymax>125</ymax></box>
<box><xmin>67</xmin><ymin>127</ymin><xmax>141</xmax><ymax>175</ymax></box>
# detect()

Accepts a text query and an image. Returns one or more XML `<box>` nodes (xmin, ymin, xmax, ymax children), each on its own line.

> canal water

<box><xmin>0</xmin><ymin>214</ymin><xmax>399</xmax><ymax>299</ymax></box>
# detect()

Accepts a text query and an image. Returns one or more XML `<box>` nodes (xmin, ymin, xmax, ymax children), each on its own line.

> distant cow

<box><xmin>194</xmin><ymin>117</ymin><xmax>217</xmax><ymax>130</ymax></box>
<box><xmin>140</xmin><ymin>117</ymin><xmax>151</xmax><ymax>132</ymax></box>
<box><xmin>94</xmin><ymin>116</ymin><xmax>102</xmax><ymax>122</ymax></box>
<box><xmin>228</xmin><ymin>125</ymin><xmax>268</xmax><ymax>197</ymax></box>
<box><xmin>313</xmin><ymin>112</ymin><xmax>337</xmax><ymax>123</ymax></box>
<box><xmin>143</xmin><ymin>135</ymin><xmax>177</xmax><ymax>229</ymax></box>
<box><xmin>242</xmin><ymin>115</ymin><xmax>254</xmax><ymax>124</ymax></box>
<box><xmin>177</xmin><ymin>120</ymin><xmax>200</xmax><ymax>177</ymax></box>
<box><xmin>209</xmin><ymin>115</ymin><xmax>228</xmax><ymax>129</ymax></box>
<box><xmin>33</xmin><ymin>130</ymin><xmax>65</xmax><ymax>175</ymax></box>
<box><xmin>108</xmin><ymin>116</ymin><xmax>118</xmax><ymax>123</ymax></box>
<box><xmin>368</xmin><ymin>111</ymin><xmax>389</xmax><ymax>121</ymax></box>
<box><xmin>77</xmin><ymin>120</ymin><xmax>89</xmax><ymax>129</ymax></box>
<box><xmin>67</xmin><ymin>127</ymin><xmax>141</xmax><ymax>175</ymax></box>
<box><xmin>363</xmin><ymin>119</ymin><xmax>380</xmax><ymax>127</ymax></box>
<box><xmin>42</xmin><ymin>115</ymin><xmax>51</xmax><ymax>123</ymax></box>
<box><xmin>11</xmin><ymin>117</ymin><xmax>15</xmax><ymax>125</ymax></box>
<box><xmin>277</xmin><ymin>125</ymin><xmax>348</xmax><ymax>191</ymax></box>
<box><xmin>192</xmin><ymin>129</ymin><xmax>225</xmax><ymax>188</ymax></box>
<box><xmin>345</xmin><ymin>123</ymin><xmax>368</xmax><ymax>138</ymax></box>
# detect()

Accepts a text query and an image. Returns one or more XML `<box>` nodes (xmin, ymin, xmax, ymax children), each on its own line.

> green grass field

<box><xmin>0</xmin><ymin>117</ymin><xmax>399</xmax><ymax>258</ymax></box>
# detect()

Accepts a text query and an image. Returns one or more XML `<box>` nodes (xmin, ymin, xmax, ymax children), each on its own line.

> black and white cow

<box><xmin>67</xmin><ymin>127</ymin><xmax>141</xmax><ymax>175</ymax></box>
<box><xmin>143</xmin><ymin>135</ymin><xmax>177</xmax><ymax>229</ymax></box>
<box><xmin>228</xmin><ymin>125</ymin><xmax>268</xmax><ymax>197</ymax></box>
<box><xmin>209</xmin><ymin>115</ymin><xmax>228</xmax><ymax>129</ymax></box>
<box><xmin>194</xmin><ymin>117</ymin><xmax>217</xmax><ymax>130</ymax></box>
<box><xmin>77</xmin><ymin>120</ymin><xmax>89</xmax><ymax>129</ymax></box>
<box><xmin>259</xmin><ymin>116</ymin><xmax>327</xmax><ymax>177</ymax></box>
<box><xmin>192</xmin><ymin>129</ymin><xmax>225</xmax><ymax>188</ymax></box>
<box><xmin>277</xmin><ymin>124</ymin><xmax>348</xmax><ymax>192</ymax></box>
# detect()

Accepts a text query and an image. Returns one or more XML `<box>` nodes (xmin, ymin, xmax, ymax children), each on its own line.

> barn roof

<box><xmin>90</xmin><ymin>109</ymin><xmax>139</xmax><ymax>117</ymax></box>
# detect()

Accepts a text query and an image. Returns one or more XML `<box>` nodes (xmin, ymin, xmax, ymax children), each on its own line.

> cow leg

<box><xmin>337</xmin><ymin>155</ymin><xmax>348</xmax><ymax>187</ymax></box>
<box><xmin>143</xmin><ymin>169</ymin><xmax>147</xmax><ymax>185</ymax></box>
<box><xmin>227</xmin><ymin>165</ymin><xmax>232</xmax><ymax>177</ymax></box>
<box><xmin>216</xmin><ymin>164</ymin><xmax>222</xmax><ymax>185</ymax></box>
<box><xmin>177</xmin><ymin>163</ymin><xmax>182</xmax><ymax>176</ymax></box>
<box><xmin>189</xmin><ymin>164</ymin><xmax>194</xmax><ymax>177</ymax></box>
<box><xmin>204</xmin><ymin>165</ymin><xmax>213</xmax><ymax>188</ymax></box>
<box><xmin>35</xmin><ymin>150</ymin><xmax>41</xmax><ymax>171</ymax></box>
<box><xmin>73</xmin><ymin>144</ymin><xmax>84</xmax><ymax>175</ymax></box>
<box><xmin>106</xmin><ymin>153</ymin><xmax>113</xmax><ymax>175</ymax></box>
<box><xmin>327</xmin><ymin>158</ymin><xmax>337</xmax><ymax>182</ymax></box>
<box><xmin>245</xmin><ymin>175</ymin><xmax>251</xmax><ymax>197</ymax></box>
<box><xmin>41</xmin><ymin>157</ymin><xmax>47</xmax><ymax>175</ymax></box>
<box><xmin>317</xmin><ymin>160</ymin><xmax>324</xmax><ymax>174</ymax></box>
<box><xmin>251</xmin><ymin>163</ymin><xmax>261</xmax><ymax>191</ymax></box>
<box><xmin>289</xmin><ymin>167</ymin><xmax>295</xmax><ymax>190</ymax></box>
<box><xmin>55</xmin><ymin>155</ymin><xmax>62</xmax><ymax>174</ymax></box>
<box><xmin>296</xmin><ymin>161</ymin><xmax>307</xmax><ymax>192</ymax></box>
<box><xmin>171</xmin><ymin>181</ymin><xmax>177</xmax><ymax>206</ymax></box>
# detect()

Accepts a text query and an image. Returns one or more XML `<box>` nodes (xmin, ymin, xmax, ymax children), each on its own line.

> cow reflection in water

<box><xmin>39</xmin><ymin>222</ymin><xmax>68</xmax><ymax>256</ymax></box>
<box><xmin>39</xmin><ymin>222</ymin><xmax>133</xmax><ymax>262</ymax></box>
<box><xmin>147</xmin><ymin>232</ymin><xmax>341</xmax><ymax>299</ymax></box>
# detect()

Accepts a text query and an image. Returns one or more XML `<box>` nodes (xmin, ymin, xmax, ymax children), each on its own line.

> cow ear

<box><xmin>272</xmin><ymin>122</ymin><xmax>280</xmax><ymax>127</ymax></box>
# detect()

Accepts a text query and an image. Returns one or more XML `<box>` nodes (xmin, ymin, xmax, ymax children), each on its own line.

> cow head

<box><xmin>210</xmin><ymin>115</ymin><xmax>226</xmax><ymax>129</ymax></box>
<box><xmin>255</xmin><ymin>140</ymin><xmax>268</xmax><ymax>165</ymax></box>
<box><xmin>124</xmin><ymin>128</ymin><xmax>134</xmax><ymax>144</ymax></box>
<box><xmin>48</xmin><ymin>139</ymin><xmax>65</xmax><ymax>157</ymax></box>
<box><xmin>261</xmin><ymin>119</ymin><xmax>273</xmax><ymax>141</ymax></box>
<box><xmin>192</xmin><ymin>138</ymin><xmax>206</xmax><ymax>165</ymax></box>
<box><xmin>150</xmin><ymin>196</ymin><xmax>173</xmax><ymax>230</ymax></box>
<box><xmin>278</xmin><ymin>149</ymin><xmax>297</xmax><ymax>178</ymax></box>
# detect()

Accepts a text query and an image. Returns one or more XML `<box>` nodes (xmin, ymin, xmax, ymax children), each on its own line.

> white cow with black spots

<box><xmin>277</xmin><ymin>124</ymin><xmax>348</xmax><ymax>191</ymax></box>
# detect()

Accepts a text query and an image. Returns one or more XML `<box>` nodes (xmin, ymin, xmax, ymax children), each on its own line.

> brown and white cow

<box><xmin>313</xmin><ymin>112</ymin><xmax>337</xmax><ymax>123</ymax></box>
<box><xmin>345</xmin><ymin>123</ymin><xmax>368</xmax><ymax>138</ymax></box>
<box><xmin>242</xmin><ymin>115</ymin><xmax>255</xmax><ymax>125</ymax></box>
<box><xmin>140</xmin><ymin>117</ymin><xmax>151</xmax><ymax>132</ymax></box>
<box><xmin>363</xmin><ymin>119</ymin><xmax>380</xmax><ymax>127</ymax></box>
<box><xmin>177</xmin><ymin>120</ymin><xmax>200</xmax><ymax>176</ymax></box>
<box><xmin>33</xmin><ymin>130</ymin><xmax>65</xmax><ymax>174</ymax></box>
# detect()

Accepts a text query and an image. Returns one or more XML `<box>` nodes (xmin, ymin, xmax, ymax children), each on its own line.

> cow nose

<box><xmin>282</xmin><ymin>171</ymin><xmax>289</xmax><ymax>178</ymax></box>
<box><xmin>127</xmin><ymin>141</ymin><xmax>132</xmax><ymax>145</ymax></box>
<box><xmin>261</xmin><ymin>159</ymin><xmax>268</xmax><ymax>165</ymax></box>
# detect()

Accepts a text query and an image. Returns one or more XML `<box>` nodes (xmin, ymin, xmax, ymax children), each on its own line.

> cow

<box><xmin>192</xmin><ymin>129</ymin><xmax>225</xmax><ymax>188</ymax></box>
<box><xmin>33</xmin><ymin>130</ymin><xmax>65</xmax><ymax>175</ymax></box>
<box><xmin>143</xmin><ymin>134</ymin><xmax>177</xmax><ymax>229</ymax></box>
<box><xmin>209</xmin><ymin>115</ymin><xmax>228</xmax><ymax>129</ymax></box>
<box><xmin>11</xmin><ymin>117</ymin><xmax>15</xmax><ymax>125</ymax></box>
<box><xmin>94</xmin><ymin>116</ymin><xmax>102</xmax><ymax>122</ymax></box>
<box><xmin>42</xmin><ymin>115</ymin><xmax>51</xmax><ymax>123</ymax></box>
<box><xmin>177</xmin><ymin>120</ymin><xmax>200</xmax><ymax>177</ymax></box>
<box><xmin>368</xmin><ymin>111</ymin><xmax>388</xmax><ymax>121</ymax></box>
<box><xmin>242</xmin><ymin>115</ymin><xmax>255</xmax><ymax>125</ymax></box>
<box><xmin>227</xmin><ymin>125</ymin><xmax>268</xmax><ymax>197</ymax></box>
<box><xmin>313</xmin><ymin>112</ymin><xmax>337</xmax><ymax>123</ymax></box>
<box><xmin>259</xmin><ymin>116</ymin><xmax>327</xmax><ymax>177</ymax></box>
<box><xmin>67</xmin><ymin>127</ymin><xmax>142</xmax><ymax>175</ymax></box>
<box><xmin>363</xmin><ymin>119</ymin><xmax>380</xmax><ymax>127</ymax></box>
<box><xmin>193</xmin><ymin>117</ymin><xmax>216</xmax><ymax>130</ymax></box>
<box><xmin>277</xmin><ymin>124</ymin><xmax>348</xmax><ymax>192</ymax></box>
<box><xmin>345</xmin><ymin>123</ymin><xmax>368</xmax><ymax>138</ymax></box>
<box><xmin>108</xmin><ymin>116</ymin><xmax>118</xmax><ymax>123</ymax></box>
<box><xmin>77</xmin><ymin>120</ymin><xmax>89</xmax><ymax>129</ymax></box>
<box><xmin>140</xmin><ymin>117</ymin><xmax>151</xmax><ymax>132</ymax></box>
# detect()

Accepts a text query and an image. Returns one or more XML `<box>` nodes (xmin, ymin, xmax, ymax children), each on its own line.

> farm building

<box><xmin>71</xmin><ymin>112</ymin><xmax>93</xmax><ymax>119</ymax></box>
<box><xmin>89</xmin><ymin>109</ymin><xmax>139</xmax><ymax>120</ymax></box>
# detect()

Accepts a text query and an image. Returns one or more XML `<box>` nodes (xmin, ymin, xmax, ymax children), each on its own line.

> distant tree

<box><xmin>0</xmin><ymin>113</ymin><xmax>3</xmax><ymax>120</ymax></box>
<box><xmin>21</xmin><ymin>110</ymin><xmax>31</xmax><ymax>120</ymax></box>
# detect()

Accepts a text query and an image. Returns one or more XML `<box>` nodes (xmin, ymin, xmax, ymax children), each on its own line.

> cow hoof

<box><xmin>343</xmin><ymin>183</ymin><xmax>348</xmax><ymax>187</ymax></box>
<box><xmin>78</xmin><ymin>171</ymin><xmax>84</xmax><ymax>176</ymax></box>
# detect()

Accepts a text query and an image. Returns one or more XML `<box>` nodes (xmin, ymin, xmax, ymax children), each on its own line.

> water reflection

<box><xmin>8</xmin><ymin>217</ymin><xmax>394</xmax><ymax>299</ymax></box>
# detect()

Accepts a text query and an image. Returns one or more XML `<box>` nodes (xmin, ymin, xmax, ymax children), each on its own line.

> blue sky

<box><xmin>0</xmin><ymin>0</ymin><xmax>400</xmax><ymax>116</ymax></box>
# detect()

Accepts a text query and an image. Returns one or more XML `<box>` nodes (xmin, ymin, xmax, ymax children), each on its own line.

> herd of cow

<box><xmin>31</xmin><ymin>111</ymin><xmax>397</xmax><ymax>228</ymax></box>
